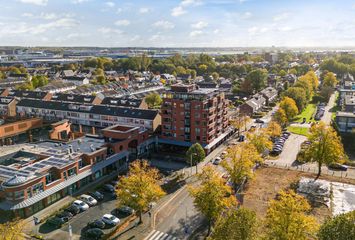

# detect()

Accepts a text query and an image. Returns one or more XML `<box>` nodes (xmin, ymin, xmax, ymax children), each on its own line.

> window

<box><xmin>196</xmin><ymin>128</ymin><xmax>200</xmax><ymax>134</ymax></box>
<box><xmin>32</xmin><ymin>182</ymin><xmax>44</xmax><ymax>196</ymax></box>
<box><xmin>68</xmin><ymin>167</ymin><xmax>77</xmax><ymax>177</ymax></box>
<box><xmin>27</xmin><ymin>188</ymin><xmax>32</xmax><ymax>198</ymax></box>
<box><xmin>78</xmin><ymin>160</ymin><xmax>83</xmax><ymax>169</ymax></box>
<box><xmin>45</xmin><ymin>173</ymin><xmax>54</xmax><ymax>184</ymax></box>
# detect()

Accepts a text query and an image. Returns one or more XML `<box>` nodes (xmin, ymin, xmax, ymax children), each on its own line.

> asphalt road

<box><xmin>155</xmin><ymin>185</ymin><xmax>204</xmax><ymax>240</ymax></box>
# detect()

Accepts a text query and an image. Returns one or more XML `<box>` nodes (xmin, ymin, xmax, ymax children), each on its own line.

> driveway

<box><xmin>266</xmin><ymin>134</ymin><xmax>307</xmax><ymax>166</ymax></box>
<box><xmin>321</xmin><ymin>93</ymin><xmax>336</xmax><ymax>125</ymax></box>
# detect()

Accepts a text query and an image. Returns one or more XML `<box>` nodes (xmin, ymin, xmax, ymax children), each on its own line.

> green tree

<box><xmin>289</xmin><ymin>68</ymin><xmax>297</xmax><ymax>75</ymax></box>
<box><xmin>145</xmin><ymin>93</ymin><xmax>162</xmax><ymax>109</ymax></box>
<box><xmin>318</xmin><ymin>210</ymin><xmax>355</xmax><ymax>240</ymax></box>
<box><xmin>211</xmin><ymin>72</ymin><xmax>219</xmax><ymax>82</ymax></box>
<box><xmin>273</xmin><ymin>108</ymin><xmax>288</xmax><ymax>127</ymax></box>
<box><xmin>284</xmin><ymin>87</ymin><xmax>307</xmax><ymax>111</ymax></box>
<box><xmin>265</xmin><ymin>190</ymin><xmax>319</xmax><ymax>240</ymax></box>
<box><xmin>243</xmin><ymin>69</ymin><xmax>268</xmax><ymax>94</ymax></box>
<box><xmin>320</xmin><ymin>86</ymin><xmax>334</xmax><ymax>102</ymax></box>
<box><xmin>186</xmin><ymin>143</ymin><xmax>206</xmax><ymax>174</ymax></box>
<box><xmin>323</xmin><ymin>72</ymin><xmax>338</xmax><ymax>88</ymax></box>
<box><xmin>116</xmin><ymin>160</ymin><xmax>165</xmax><ymax>223</ymax></box>
<box><xmin>190</xmin><ymin>69</ymin><xmax>197</xmax><ymax>79</ymax></box>
<box><xmin>209</xmin><ymin>207</ymin><xmax>257</xmax><ymax>240</ymax></box>
<box><xmin>279</xmin><ymin>97</ymin><xmax>299</xmax><ymax>121</ymax></box>
<box><xmin>279</xmin><ymin>69</ymin><xmax>287</xmax><ymax>77</ymax></box>
<box><xmin>305</xmin><ymin>122</ymin><xmax>346</xmax><ymax>180</ymax></box>
<box><xmin>189</xmin><ymin>165</ymin><xmax>237</xmax><ymax>235</ymax></box>
<box><xmin>198</xmin><ymin>64</ymin><xmax>208</xmax><ymax>75</ymax></box>
<box><xmin>295</xmin><ymin>76</ymin><xmax>313</xmax><ymax>100</ymax></box>
<box><xmin>221</xmin><ymin>142</ymin><xmax>262</xmax><ymax>191</ymax></box>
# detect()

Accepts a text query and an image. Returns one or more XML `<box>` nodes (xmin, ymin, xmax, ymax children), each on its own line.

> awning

<box><xmin>0</xmin><ymin>151</ymin><xmax>129</xmax><ymax>210</ymax></box>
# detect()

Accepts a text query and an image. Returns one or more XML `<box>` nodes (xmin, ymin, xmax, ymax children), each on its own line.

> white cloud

<box><xmin>273</xmin><ymin>12</ymin><xmax>289</xmax><ymax>22</ymax></box>
<box><xmin>153</xmin><ymin>20</ymin><xmax>175</xmax><ymax>30</ymax></box>
<box><xmin>0</xmin><ymin>18</ymin><xmax>79</xmax><ymax>36</ymax></box>
<box><xmin>191</xmin><ymin>21</ymin><xmax>208</xmax><ymax>29</ymax></box>
<box><xmin>114</xmin><ymin>19</ymin><xmax>130</xmax><ymax>26</ymax></box>
<box><xmin>190</xmin><ymin>30</ymin><xmax>203</xmax><ymax>37</ymax></box>
<box><xmin>130</xmin><ymin>35</ymin><xmax>141</xmax><ymax>41</ymax></box>
<box><xmin>278</xmin><ymin>26</ymin><xmax>292</xmax><ymax>32</ymax></box>
<box><xmin>71</xmin><ymin>0</ymin><xmax>89</xmax><ymax>4</ymax></box>
<box><xmin>171</xmin><ymin>0</ymin><xmax>202</xmax><ymax>17</ymax></box>
<box><xmin>105</xmin><ymin>1</ymin><xmax>115</xmax><ymax>7</ymax></box>
<box><xmin>39</xmin><ymin>13</ymin><xmax>58</xmax><ymax>20</ymax></box>
<box><xmin>171</xmin><ymin>6</ymin><xmax>186</xmax><ymax>17</ymax></box>
<box><xmin>98</xmin><ymin>27</ymin><xmax>122</xmax><ymax>34</ymax></box>
<box><xmin>19</xmin><ymin>0</ymin><xmax>48</xmax><ymax>6</ymax></box>
<box><xmin>22</xmin><ymin>13</ymin><xmax>34</xmax><ymax>17</ymax></box>
<box><xmin>149</xmin><ymin>34</ymin><xmax>166</xmax><ymax>42</ymax></box>
<box><xmin>242</xmin><ymin>11</ymin><xmax>252</xmax><ymax>19</ymax></box>
<box><xmin>248</xmin><ymin>26</ymin><xmax>269</xmax><ymax>35</ymax></box>
<box><xmin>139</xmin><ymin>7</ymin><xmax>150</xmax><ymax>14</ymax></box>
<box><xmin>213</xmin><ymin>29</ymin><xmax>220</xmax><ymax>34</ymax></box>
<box><xmin>239</xmin><ymin>0</ymin><xmax>248</xmax><ymax>3</ymax></box>
<box><xmin>116</xmin><ymin>8</ymin><xmax>123</xmax><ymax>14</ymax></box>
<box><xmin>181</xmin><ymin>0</ymin><xmax>203</xmax><ymax>7</ymax></box>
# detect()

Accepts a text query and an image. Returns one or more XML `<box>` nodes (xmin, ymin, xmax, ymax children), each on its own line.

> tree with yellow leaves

<box><xmin>305</xmin><ymin>122</ymin><xmax>346</xmax><ymax>180</ymax></box>
<box><xmin>279</xmin><ymin>97</ymin><xmax>299</xmax><ymax>121</ymax></box>
<box><xmin>0</xmin><ymin>218</ymin><xmax>26</xmax><ymax>240</ymax></box>
<box><xmin>189</xmin><ymin>165</ymin><xmax>237</xmax><ymax>235</ymax></box>
<box><xmin>209</xmin><ymin>207</ymin><xmax>257</xmax><ymax>240</ymax></box>
<box><xmin>266</xmin><ymin>121</ymin><xmax>282</xmax><ymax>138</ymax></box>
<box><xmin>273</xmin><ymin>108</ymin><xmax>288</xmax><ymax>127</ymax></box>
<box><xmin>221</xmin><ymin>142</ymin><xmax>262</xmax><ymax>191</ymax></box>
<box><xmin>265</xmin><ymin>190</ymin><xmax>319</xmax><ymax>240</ymax></box>
<box><xmin>231</xmin><ymin>114</ymin><xmax>251</xmax><ymax>136</ymax></box>
<box><xmin>248</xmin><ymin>130</ymin><xmax>273</xmax><ymax>155</ymax></box>
<box><xmin>116</xmin><ymin>160</ymin><xmax>165</xmax><ymax>223</ymax></box>
<box><xmin>323</xmin><ymin>72</ymin><xmax>338</xmax><ymax>88</ymax></box>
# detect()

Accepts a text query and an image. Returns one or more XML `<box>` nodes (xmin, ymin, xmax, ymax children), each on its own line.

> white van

<box><xmin>79</xmin><ymin>194</ymin><xmax>98</xmax><ymax>206</ymax></box>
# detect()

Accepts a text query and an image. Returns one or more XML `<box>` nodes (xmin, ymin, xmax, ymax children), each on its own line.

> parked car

<box><xmin>56</xmin><ymin>211</ymin><xmax>73</xmax><ymax>221</ymax></box>
<box><xmin>238</xmin><ymin>135</ymin><xmax>245</xmax><ymax>142</ymax></box>
<box><xmin>213</xmin><ymin>157</ymin><xmax>222</xmax><ymax>165</ymax></box>
<box><xmin>255</xmin><ymin>118</ymin><xmax>264</xmax><ymax>124</ymax></box>
<box><xmin>87</xmin><ymin>219</ymin><xmax>106</xmax><ymax>229</ymax></box>
<box><xmin>79</xmin><ymin>194</ymin><xmax>98</xmax><ymax>206</ymax></box>
<box><xmin>102</xmin><ymin>184</ymin><xmax>115</xmax><ymax>193</ymax></box>
<box><xmin>117</xmin><ymin>206</ymin><xmax>135</xmax><ymax>215</ymax></box>
<box><xmin>85</xmin><ymin>228</ymin><xmax>104</xmax><ymax>239</ymax></box>
<box><xmin>65</xmin><ymin>205</ymin><xmax>80</xmax><ymax>215</ymax></box>
<box><xmin>47</xmin><ymin>217</ymin><xmax>66</xmax><ymax>228</ymax></box>
<box><xmin>89</xmin><ymin>191</ymin><xmax>104</xmax><ymax>201</ymax></box>
<box><xmin>102</xmin><ymin>214</ymin><xmax>120</xmax><ymax>226</ymax></box>
<box><xmin>72</xmin><ymin>200</ymin><xmax>89</xmax><ymax>212</ymax></box>
<box><xmin>328</xmin><ymin>163</ymin><xmax>348</xmax><ymax>171</ymax></box>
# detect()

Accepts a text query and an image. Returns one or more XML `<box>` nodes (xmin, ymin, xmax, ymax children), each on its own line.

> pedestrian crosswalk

<box><xmin>145</xmin><ymin>230</ymin><xmax>179</xmax><ymax>240</ymax></box>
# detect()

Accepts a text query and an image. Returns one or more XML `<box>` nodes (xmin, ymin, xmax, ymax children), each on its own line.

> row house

<box><xmin>15</xmin><ymin>99</ymin><xmax>161</xmax><ymax>132</ymax></box>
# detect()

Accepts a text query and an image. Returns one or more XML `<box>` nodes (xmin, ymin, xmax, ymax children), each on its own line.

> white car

<box><xmin>72</xmin><ymin>200</ymin><xmax>89</xmax><ymax>211</ymax></box>
<box><xmin>79</xmin><ymin>194</ymin><xmax>98</xmax><ymax>206</ymax></box>
<box><xmin>102</xmin><ymin>214</ymin><xmax>120</xmax><ymax>226</ymax></box>
<box><xmin>213</xmin><ymin>157</ymin><xmax>222</xmax><ymax>165</ymax></box>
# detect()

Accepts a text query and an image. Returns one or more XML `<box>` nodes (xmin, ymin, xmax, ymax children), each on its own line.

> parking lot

<box><xmin>38</xmin><ymin>183</ymin><xmax>133</xmax><ymax>239</ymax></box>
<box><xmin>61</xmin><ymin>195</ymin><xmax>129</xmax><ymax>237</ymax></box>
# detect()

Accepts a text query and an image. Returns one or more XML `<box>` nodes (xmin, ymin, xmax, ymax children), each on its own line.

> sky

<box><xmin>0</xmin><ymin>0</ymin><xmax>355</xmax><ymax>47</ymax></box>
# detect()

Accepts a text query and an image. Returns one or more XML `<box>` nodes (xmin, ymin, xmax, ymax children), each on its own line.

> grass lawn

<box><xmin>287</xmin><ymin>126</ymin><xmax>310</xmax><ymax>137</ymax></box>
<box><xmin>292</xmin><ymin>103</ymin><xmax>317</xmax><ymax>123</ymax></box>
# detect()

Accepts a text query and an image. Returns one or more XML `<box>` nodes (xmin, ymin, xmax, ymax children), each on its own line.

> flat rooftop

<box><xmin>0</xmin><ymin>136</ymin><xmax>105</xmax><ymax>182</ymax></box>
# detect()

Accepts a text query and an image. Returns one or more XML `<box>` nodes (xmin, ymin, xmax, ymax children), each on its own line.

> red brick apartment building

<box><xmin>160</xmin><ymin>84</ymin><xmax>233</xmax><ymax>153</ymax></box>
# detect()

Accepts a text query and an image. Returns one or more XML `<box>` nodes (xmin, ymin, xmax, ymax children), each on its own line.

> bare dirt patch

<box><xmin>242</xmin><ymin>166</ymin><xmax>355</xmax><ymax>224</ymax></box>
